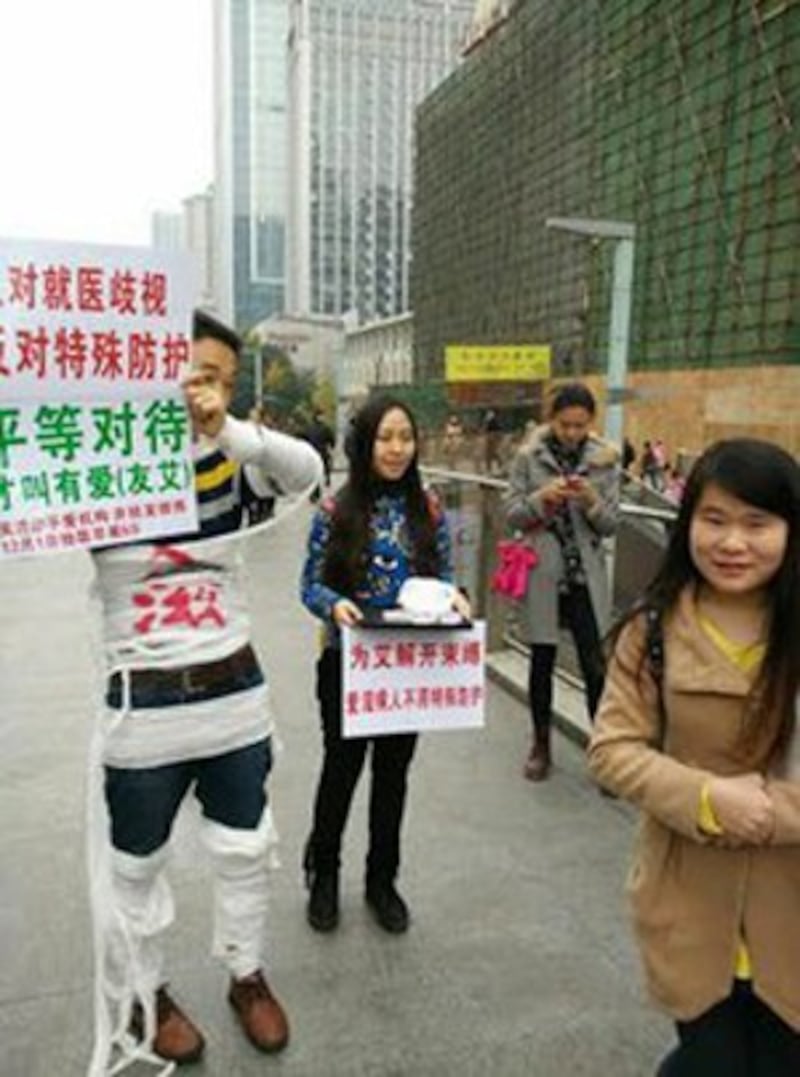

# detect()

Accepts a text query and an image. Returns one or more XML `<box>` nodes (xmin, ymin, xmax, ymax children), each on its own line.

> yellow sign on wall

<box><xmin>445</xmin><ymin>344</ymin><xmax>552</xmax><ymax>382</ymax></box>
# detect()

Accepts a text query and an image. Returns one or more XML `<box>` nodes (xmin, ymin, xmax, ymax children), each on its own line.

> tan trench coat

<box><xmin>588</xmin><ymin>586</ymin><xmax>800</xmax><ymax>1030</ymax></box>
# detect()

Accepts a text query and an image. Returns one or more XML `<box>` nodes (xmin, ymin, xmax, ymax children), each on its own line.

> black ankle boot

<box><xmin>523</xmin><ymin>728</ymin><xmax>551</xmax><ymax>781</ymax></box>
<box><xmin>365</xmin><ymin>879</ymin><xmax>409</xmax><ymax>934</ymax></box>
<box><xmin>307</xmin><ymin>871</ymin><xmax>339</xmax><ymax>932</ymax></box>
<box><xmin>304</xmin><ymin>839</ymin><xmax>340</xmax><ymax>932</ymax></box>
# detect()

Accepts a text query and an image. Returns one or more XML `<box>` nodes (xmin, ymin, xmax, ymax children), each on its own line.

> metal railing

<box><xmin>421</xmin><ymin>465</ymin><xmax>678</xmax><ymax>678</ymax></box>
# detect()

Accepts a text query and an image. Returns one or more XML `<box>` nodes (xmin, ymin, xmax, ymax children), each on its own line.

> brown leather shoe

<box><xmin>130</xmin><ymin>986</ymin><xmax>205</xmax><ymax>1065</ymax></box>
<box><xmin>228</xmin><ymin>971</ymin><xmax>290</xmax><ymax>1053</ymax></box>
<box><xmin>523</xmin><ymin>736</ymin><xmax>551</xmax><ymax>782</ymax></box>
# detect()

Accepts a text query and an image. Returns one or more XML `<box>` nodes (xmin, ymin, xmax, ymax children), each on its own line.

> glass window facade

<box><xmin>296</xmin><ymin>0</ymin><xmax>473</xmax><ymax>322</ymax></box>
<box><xmin>222</xmin><ymin>0</ymin><xmax>472</xmax><ymax>330</ymax></box>
<box><xmin>229</xmin><ymin>0</ymin><xmax>288</xmax><ymax>331</ymax></box>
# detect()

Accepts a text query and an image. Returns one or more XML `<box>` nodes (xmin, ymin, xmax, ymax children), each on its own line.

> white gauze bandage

<box><xmin>200</xmin><ymin>805</ymin><xmax>280</xmax><ymax>979</ymax></box>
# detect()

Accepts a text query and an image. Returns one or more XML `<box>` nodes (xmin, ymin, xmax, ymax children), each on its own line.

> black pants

<box><xmin>657</xmin><ymin>981</ymin><xmax>800</xmax><ymax>1077</ymax></box>
<box><xmin>307</xmin><ymin>648</ymin><xmax>417</xmax><ymax>883</ymax></box>
<box><xmin>528</xmin><ymin>585</ymin><xmax>605</xmax><ymax>735</ymax></box>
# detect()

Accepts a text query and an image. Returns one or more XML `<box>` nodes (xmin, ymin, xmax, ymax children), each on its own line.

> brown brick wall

<box><xmin>575</xmin><ymin>364</ymin><xmax>799</xmax><ymax>461</ymax></box>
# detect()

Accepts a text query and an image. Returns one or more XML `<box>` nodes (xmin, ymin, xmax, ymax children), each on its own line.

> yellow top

<box><xmin>696</xmin><ymin>611</ymin><xmax>766</xmax><ymax>981</ymax></box>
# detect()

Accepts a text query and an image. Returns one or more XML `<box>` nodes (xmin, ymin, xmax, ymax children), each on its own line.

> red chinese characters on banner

<box><xmin>128</xmin><ymin>332</ymin><xmax>158</xmax><ymax>379</ymax></box>
<box><xmin>161</xmin><ymin>333</ymin><xmax>190</xmax><ymax>379</ymax></box>
<box><xmin>77</xmin><ymin>267</ymin><xmax>105</xmax><ymax>312</ymax></box>
<box><xmin>345</xmin><ymin>683</ymin><xmax>483</xmax><ymax>717</ymax></box>
<box><xmin>342</xmin><ymin>624</ymin><xmax>486</xmax><ymax>737</ymax></box>
<box><xmin>348</xmin><ymin>638</ymin><xmax>483</xmax><ymax>672</ymax></box>
<box><xmin>8</xmin><ymin>264</ymin><xmax>37</xmax><ymax>309</ymax></box>
<box><xmin>16</xmin><ymin>328</ymin><xmax>49</xmax><ymax>377</ymax></box>
<box><xmin>42</xmin><ymin>266</ymin><xmax>73</xmax><ymax>312</ymax></box>
<box><xmin>0</xmin><ymin>497</ymin><xmax>188</xmax><ymax>556</ymax></box>
<box><xmin>0</xmin><ymin>240</ymin><xmax>198</xmax><ymax>560</ymax></box>
<box><xmin>0</xmin><ymin>327</ymin><xmax>190</xmax><ymax>382</ymax></box>
<box><xmin>53</xmin><ymin>327</ymin><xmax>89</xmax><ymax>379</ymax></box>
<box><xmin>109</xmin><ymin>270</ymin><xmax>137</xmax><ymax>315</ymax></box>
<box><xmin>93</xmin><ymin>331</ymin><xmax>125</xmax><ymax>379</ymax></box>
<box><xmin>141</xmin><ymin>272</ymin><xmax>168</xmax><ymax>316</ymax></box>
<box><xmin>4</xmin><ymin>263</ymin><xmax>172</xmax><ymax>317</ymax></box>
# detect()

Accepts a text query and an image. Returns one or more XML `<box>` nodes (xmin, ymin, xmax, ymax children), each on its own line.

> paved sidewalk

<box><xmin>1</xmin><ymin>505</ymin><xmax>670</xmax><ymax>1076</ymax></box>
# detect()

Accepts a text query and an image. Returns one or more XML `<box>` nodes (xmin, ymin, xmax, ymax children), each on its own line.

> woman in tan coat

<box><xmin>589</xmin><ymin>438</ymin><xmax>800</xmax><ymax>1076</ymax></box>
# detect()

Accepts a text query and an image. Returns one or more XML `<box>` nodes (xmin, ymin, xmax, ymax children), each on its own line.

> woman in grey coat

<box><xmin>504</xmin><ymin>383</ymin><xmax>620</xmax><ymax>780</ymax></box>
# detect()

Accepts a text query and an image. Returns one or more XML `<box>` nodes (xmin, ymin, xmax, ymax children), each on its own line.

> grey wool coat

<box><xmin>503</xmin><ymin>425</ymin><xmax>621</xmax><ymax>645</ymax></box>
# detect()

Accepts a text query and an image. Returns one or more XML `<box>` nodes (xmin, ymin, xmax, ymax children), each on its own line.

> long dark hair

<box><xmin>614</xmin><ymin>437</ymin><xmax>800</xmax><ymax>757</ymax></box>
<box><xmin>323</xmin><ymin>395</ymin><xmax>442</xmax><ymax>594</ymax></box>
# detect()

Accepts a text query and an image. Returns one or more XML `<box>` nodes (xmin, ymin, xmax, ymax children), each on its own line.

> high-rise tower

<box><xmin>214</xmin><ymin>0</ymin><xmax>290</xmax><ymax>330</ymax></box>
<box><xmin>215</xmin><ymin>1</ymin><xmax>472</xmax><ymax>331</ymax></box>
<box><xmin>287</xmin><ymin>0</ymin><xmax>473</xmax><ymax>322</ymax></box>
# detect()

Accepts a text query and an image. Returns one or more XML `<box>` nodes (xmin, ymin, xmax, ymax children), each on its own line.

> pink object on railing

<box><xmin>490</xmin><ymin>540</ymin><xmax>539</xmax><ymax>600</ymax></box>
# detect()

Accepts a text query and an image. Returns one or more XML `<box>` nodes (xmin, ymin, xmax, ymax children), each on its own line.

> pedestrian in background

<box><xmin>442</xmin><ymin>412</ymin><xmax>465</xmax><ymax>469</ymax></box>
<box><xmin>244</xmin><ymin>405</ymin><xmax>277</xmax><ymax>523</ymax></box>
<box><xmin>504</xmin><ymin>382</ymin><xmax>620</xmax><ymax>780</ymax></box>
<box><xmin>663</xmin><ymin>462</ymin><xmax>687</xmax><ymax>505</ymax></box>
<box><xmin>641</xmin><ymin>439</ymin><xmax>666</xmax><ymax>492</ymax></box>
<box><xmin>483</xmin><ymin>408</ymin><xmax>503</xmax><ymax>474</ymax></box>
<box><xmin>303</xmin><ymin>409</ymin><xmax>336</xmax><ymax>492</ymax></box>
<box><xmin>299</xmin><ymin>395</ymin><xmax>469</xmax><ymax>935</ymax></box>
<box><xmin>589</xmin><ymin>438</ymin><xmax>800</xmax><ymax>1077</ymax></box>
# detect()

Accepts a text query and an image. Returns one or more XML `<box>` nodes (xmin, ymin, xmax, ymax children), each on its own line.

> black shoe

<box><xmin>365</xmin><ymin>881</ymin><xmax>409</xmax><ymax>934</ymax></box>
<box><xmin>307</xmin><ymin>872</ymin><xmax>339</xmax><ymax>933</ymax></box>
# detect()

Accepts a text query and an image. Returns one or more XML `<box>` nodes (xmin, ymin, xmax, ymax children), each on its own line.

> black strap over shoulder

<box><xmin>644</xmin><ymin>607</ymin><xmax>667</xmax><ymax>747</ymax></box>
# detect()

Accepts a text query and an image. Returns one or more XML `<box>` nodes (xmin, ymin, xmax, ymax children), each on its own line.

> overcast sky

<box><xmin>0</xmin><ymin>1</ymin><xmax>213</xmax><ymax>248</ymax></box>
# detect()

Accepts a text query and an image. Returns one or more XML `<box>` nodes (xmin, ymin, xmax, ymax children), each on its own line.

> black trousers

<box><xmin>657</xmin><ymin>981</ymin><xmax>800</xmax><ymax>1077</ymax></box>
<box><xmin>307</xmin><ymin>648</ymin><xmax>417</xmax><ymax>883</ymax></box>
<box><xmin>527</xmin><ymin>584</ymin><xmax>605</xmax><ymax>735</ymax></box>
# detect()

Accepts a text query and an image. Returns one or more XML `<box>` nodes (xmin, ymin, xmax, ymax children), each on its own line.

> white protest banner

<box><xmin>0</xmin><ymin>238</ymin><xmax>198</xmax><ymax>559</ymax></box>
<box><xmin>341</xmin><ymin>622</ymin><xmax>486</xmax><ymax>738</ymax></box>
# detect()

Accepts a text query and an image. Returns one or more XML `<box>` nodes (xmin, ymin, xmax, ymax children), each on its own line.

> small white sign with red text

<box><xmin>341</xmin><ymin>622</ymin><xmax>486</xmax><ymax>737</ymax></box>
<box><xmin>0</xmin><ymin>237</ymin><xmax>198</xmax><ymax>559</ymax></box>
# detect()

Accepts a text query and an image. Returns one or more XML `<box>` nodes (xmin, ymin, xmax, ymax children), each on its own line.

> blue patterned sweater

<box><xmin>300</xmin><ymin>491</ymin><xmax>453</xmax><ymax>636</ymax></box>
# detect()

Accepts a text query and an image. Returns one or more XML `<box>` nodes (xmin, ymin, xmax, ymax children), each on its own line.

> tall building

<box><xmin>214</xmin><ymin>0</ymin><xmax>290</xmax><ymax>331</ymax></box>
<box><xmin>214</xmin><ymin>1</ymin><xmax>472</xmax><ymax>331</ymax></box>
<box><xmin>287</xmin><ymin>0</ymin><xmax>473</xmax><ymax>322</ymax></box>
<box><xmin>412</xmin><ymin>0</ymin><xmax>800</xmax><ymax>456</ymax></box>
<box><xmin>183</xmin><ymin>187</ymin><xmax>217</xmax><ymax>312</ymax></box>
<box><xmin>151</xmin><ymin>189</ymin><xmax>218</xmax><ymax>314</ymax></box>
<box><xmin>150</xmin><ymin>211</ymin><xmax>183</xmax><ymax>251</ymax></box>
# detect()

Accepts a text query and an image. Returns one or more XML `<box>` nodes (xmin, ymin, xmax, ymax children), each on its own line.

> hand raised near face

<box><xmin>183</xmin><ymin>371</ymin><xmax>227</xmax><ymax>438</ymax></box>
